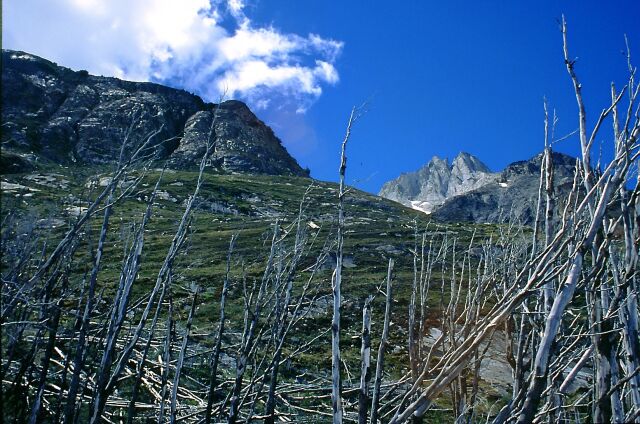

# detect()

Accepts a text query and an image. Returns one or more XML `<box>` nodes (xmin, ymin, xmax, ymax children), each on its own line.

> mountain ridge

<box><xmin>379</xmin><ymin>152</ymin><xmax>497</xmax><ymax>213</ymax></box>
<box><xmin>1</xmin><ymin>49</ymin><xmax>309</xmax><ymax>177</ymax></box>
<box><xmin>379</xmin><ymin>151</ymin><xmax>578</xmax><ymax>224</ymax></box>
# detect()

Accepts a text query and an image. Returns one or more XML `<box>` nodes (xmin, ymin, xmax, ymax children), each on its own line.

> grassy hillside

<box><xmin>4</xmin><ymin>147</ymin><xmax>637</xmax><ymax>424</ymax></box>
<box><xmin>1</xmin><ymin>163</ymin><xmax>516</xmax><ymax>422</ymax></box>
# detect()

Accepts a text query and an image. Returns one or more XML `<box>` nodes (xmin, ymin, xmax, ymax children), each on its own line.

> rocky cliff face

<box><xmin>432</xmin><ymin>152</ymin><xmax>576</xmax><ymax>224</ymax></box>
<box><xmin>378</xmin><ymin>152</ymin><xmax>497</xmax><ymax>213</ymax></box>
<box><xmin>1</xmin><ymin>50</ymin><xmax>309</xmax><ymax>177</ymax></box>
<box><xmin>380</xmin><ymin>151</ymin><xmax>577</xmax><ymax>224</ymax></box>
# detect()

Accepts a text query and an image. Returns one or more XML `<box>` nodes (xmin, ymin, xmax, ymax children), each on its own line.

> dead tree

<box><xmin>332</xmin><ymin>105</ymin><xmax>358</xmax><ymax>424</ymax></box>
<box><xmin>169</xmin><ymin>289</ymin><xmax>199</xmax><ymax>424</ymax></box>
<box><xmin>358</xmin><ymin>296</ymin><xmax>374</xmax><ymax>424</ymax></box>
<box><xmin>389</xmin><ymin>16</ymin><xmax>639</xmax><ymax>424</ymax></box>
<box><xmin>408</xmin><ymin>224</ymin><xmax>420</xmax><ymax>382</ymax></box>
<box><xmin>227</xmin><ymin>223</ymin><xmax>280</xmax><ymax>424</ymax></box>
<box><xmin>204</xmin><ymin>234</ymin><xmax>237</xmax><ymax>424</ymax></box>
<box><xmin>371</xmin><ymin>259</ymin><xmax>394</xmax><ymax>424</ymax></box>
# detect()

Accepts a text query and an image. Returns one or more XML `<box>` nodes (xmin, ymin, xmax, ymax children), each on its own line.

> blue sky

<box><xmin>3</xmin><ymin>1</ymin><xmax>639</xmax><ymax>193</ymax></box>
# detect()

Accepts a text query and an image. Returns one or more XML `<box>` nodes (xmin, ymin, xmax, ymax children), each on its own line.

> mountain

<box><xmin>2</xmin><ymin>52</ymin><xmax>589</xmax><ymax>421</ymax></box>
<box><xmin>380</xmin><ymin>151</ymin><xmax>577</xmax><ymax>224</ymax></box>
<box><xmin>378</xmin><ymin>152</ymin><xmax>497</xmax><ymax>213</ymax></box>
<box><xmin>1</xmin><ymin>50</ymin><xmax>308</xmax><ymax>177</ymax></box>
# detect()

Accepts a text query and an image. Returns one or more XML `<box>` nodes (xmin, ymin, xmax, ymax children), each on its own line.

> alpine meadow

<box><xmin>1</xmin><ymin>2</ymin><xmax>640</xmax><ymax>424</ymax></box>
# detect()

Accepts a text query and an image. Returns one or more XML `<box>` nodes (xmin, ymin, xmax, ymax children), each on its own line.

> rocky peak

<box><xmin>380</xmin><ymin>150</ymin><xmax>579</xmax><ymax>224</ymax></box>
<box><xmin>501</xmin><ymin>151</ymin><xmax>576</xmax><ymax>180</ymax></box>
<box><xmin>379</xmin><ymin>152</ymin><xmax>495</xmax><ymax>213</ymax></box>
<box><xmin>431</xmin><ymin>151</ymin><xmax>578</xmax><ymax>224</ymax></box>
<box><xmin>1</xmin><ymin>49</ymin><xmax>309</xmax><ymax>177</ymax></box>
<box><xmin>452</xmin><ymin>152</ymin><xmax>491</xmax><ymax>175</ymax></box>
<box><xmin>427</xmin><ymin>155</ymin><xmax>449</xmax><ymax>171</ymax></box>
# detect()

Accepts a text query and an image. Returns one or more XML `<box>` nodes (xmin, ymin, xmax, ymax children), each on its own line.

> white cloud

<box><xmin>315</xmin><ymin>61</ymin><xmax>339</xmax><ymax>84</ymax></box>
<box><xmin>2</xmin><ymin>0</ymin><xmax>343</xmax><ymax>112</ymax></box>
<box><xmin>218</xmin><ymin>27</ymin><xmax>299</xmax><ymax>63</ymax></box>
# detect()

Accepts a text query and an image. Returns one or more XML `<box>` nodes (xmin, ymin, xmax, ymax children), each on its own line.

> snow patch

<box><xmin>410</xmin><ymin>200</ymin><xmax>433</xmax><ymax>214</ymax></box>
<box><xmin>499</xmin><ymin>182</ymin><xmax>508</xmax><ymax>188</ymax></box>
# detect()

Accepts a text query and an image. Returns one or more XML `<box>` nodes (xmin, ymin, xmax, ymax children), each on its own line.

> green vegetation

<box><xmin>2</xmin><ymin>164</ymin><xmax>502</xmax><ymax>422</ymax></box>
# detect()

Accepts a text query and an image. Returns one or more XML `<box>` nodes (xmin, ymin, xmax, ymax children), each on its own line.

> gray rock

<box><xmin>170</xmin><ymin>101</ymin><xmax>307</xmax><ymax>175</ymax></box>
<box><xmin>379</xmin><ymin>152</ymin><xmax>496</xmax><ymax>213</ymax></box>
<box><xmin>1</xmin><ymin>49</ymin><xmax>309</xmax><ymax>177</ymax></box>
<box><xmin>318</xmin><ymin>252</ymin><xmax>356</xmax><ymax>270</ymax></box>
<box><xmin>380</xmin><ymin>151</ymin><xmax>578</xmax><ymax>224</ymax></box>
<box><xmin>432</xmin><ymin>152</ymin><xmax>576</xmax><ymax>224</ymax></box>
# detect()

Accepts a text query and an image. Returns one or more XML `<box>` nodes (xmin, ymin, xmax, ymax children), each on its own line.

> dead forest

<box><xmin>2</xmin><ymin>17</ymin><xmax>640</xmax><ymax>424</ymax></box>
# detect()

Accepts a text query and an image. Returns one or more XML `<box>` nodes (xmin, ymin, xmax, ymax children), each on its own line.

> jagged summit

<box><xmin>1</xmin><ymin>49</ymin><xmax>309</xmax><ymax>177</ymax></box>
<box><xmin>379</xmin><ymin>151</ymin><xmax>578</xmax><ymax>224</ymax></box>
<box><xmin>378</xmin><ymin>152</ymin><xmax>496</xmax><ymax>213</ymax></box>
<box><xmin>453</xmin><ymin>151</ymin><xmax>492</xmax><ymax>174</ymax></box>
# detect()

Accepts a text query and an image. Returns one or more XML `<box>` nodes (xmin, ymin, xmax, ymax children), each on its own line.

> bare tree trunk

<box><xmin>371</xmin><ymin>259</ymin><xmax>394</xmax><ymax>424</ymax></box>
<box><xmin>204</xmin><ymin>235</ymin><xmax>236</xmax><ymax>424</ymax></box>
<box><xmin>408</xmin><ymin>225</ymin><xmax>419</xmax><ymax>382</ymax></box>
<box><xmin>542</xmin><ymin>142</ymin><xmax>555</xmax><ymax>313</ymax></box>
<box><xmin>228</xmin><ymin>224</ymin><xmax>279</xmax><ymax>424</ymax></box>
<box><xmin>561</xmin><ymin>15</ymin><xmax>594</xmax><ymax>196</ymax></box>
<box><xmin>358</xmin><ymin>296</ymin><xmax>373</xmax><ymax>424</ymax></box>
<box><xmin>169</xmin><ymin>290</ymin><xmax>198</xmax><ymax>424</ymax></box>
<box><xmin>618</xmin><ymin>189</ymin><xmax>640</xmax><ymax>415</ymax></box>
<box><xmin>64</xmin><ymin>189</ymin><xmax>115</xmax><ymax>423</ymax></box>
<box><xmin>89</xmin><ymin>225</ymin><xmax>147</xmax><ymax>423</ymax></box>
<box><xmin>332</xmin><ymin>106</ymin><xmax>357</xmax><ymax>424</ymax></box>
<box><xmin>517</xmin><ymin>251</ymin><xmax>584</xmax><ymax>424</ymax></box>
<box><xmin>27</xmin><ymin>297</ymin><xmax>63</xmax><ymax>424</ymax></box>
<box><xmin>264</xmin><ymin>245</ymin><xmax>304</xmax><ymax>422</ymax></box>
<box><xmin>126</xmin><ymin>281</ymin><xmax>167</xmax><ymax>423</ymax></box>
<box><xmin>158</xmin><ymin>288</ymin><xmax>175</xmax><ymax>424</ymax></box>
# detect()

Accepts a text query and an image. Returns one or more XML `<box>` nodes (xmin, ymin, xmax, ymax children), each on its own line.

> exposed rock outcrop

<box><xmin>432</xmin><ymin>152</ymin><xmax>576</xmax><ymax>224</ymax></box>
<box><xmin>380</xmin><ymin>151</ymin><xmax>578</xmax><ymax>224</ymax></box>
<box><xmin>378</xmin><ymin>152</ymin><xmax>496</xmax><ymax>213</ymax></box>
<box><xmin>169</xmin><ymin>101</ymin><xmax>307</xmax><ymax>175</ymax></box>
<box><xmin>1</xmin><ymin>50</ymin><xmax>309</xmax><ymax>177</ymax></box>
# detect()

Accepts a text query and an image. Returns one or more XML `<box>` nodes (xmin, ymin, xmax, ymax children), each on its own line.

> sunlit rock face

<box><xmin>380</xmin><ymin>151</ymin><xmax>577</xmax><ymax>224</ymax></box>
<box><xmin>168</xmin><ymin>101</ymin><xmax>309</xmax><ymax>176</ymax></box>
<box><xmin>379</xmin><ymin>152</ymin><xmax>496</xmax><ymax>213</ymax></box>
<box><xmin>1</xmin><ymin>49</ymin><xmax>309</xmax><ymax>177</ymax></box>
